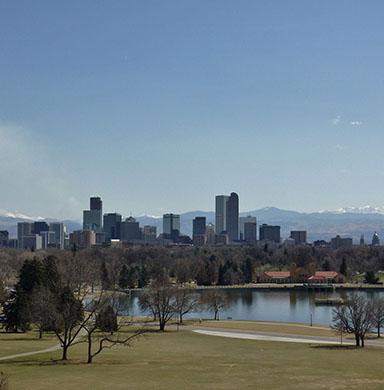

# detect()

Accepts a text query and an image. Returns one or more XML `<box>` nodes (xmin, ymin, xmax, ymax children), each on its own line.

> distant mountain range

<box><xmin>2</xmin><ymin>206</ymin><xmax>384</xmax><ymax>243</ymax></box>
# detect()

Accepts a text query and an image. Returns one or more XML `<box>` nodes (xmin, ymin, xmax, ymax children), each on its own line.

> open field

<box><xmin>1</xmin><ymin>327</ymin><xmax>384</xmax><ymax>389</ymax></box>
<box><xmin>0</xmin><ymin>330</ymin><xmax>57</xmax><ymax>358</ymax></box>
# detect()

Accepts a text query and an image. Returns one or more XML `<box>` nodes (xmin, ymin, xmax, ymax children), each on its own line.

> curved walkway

<box><xmin>0</xmin><ymin>343</ymin><xmax>61</xmax><ymax>362</ymax></box>
<box><xmin>193</xmin><ymin>329</ymin><xmax>352</xmax><ymax>345</ymax></box>
<box><xmin>192</xmin><ymin>327</ymin><xmax>384</xmax><ymax>348</ymax></box>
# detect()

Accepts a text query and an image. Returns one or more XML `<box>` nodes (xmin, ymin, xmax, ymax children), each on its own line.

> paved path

<box><xmin>191</xmin><ymin>326</ymin><xmax>384</xmax><ymax>348</ymax></box>
<box><xmin>0</xmin><ymin>343</ymin><xmax>62</xmax><ymax>362</ymax></box>
<box><xmin>193</xmin><ymin>329</ymin><xmax>353</xmax><ymax>345</ymax></box>
<box><xmin>0</xmin><ymin>328</ymin><xmax>88</xmax><ymax>362</ymax></box>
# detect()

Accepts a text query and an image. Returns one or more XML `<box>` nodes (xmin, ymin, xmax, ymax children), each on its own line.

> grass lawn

<box><xmin>0</xmin><ymin>330</ymin><xmax>57</xmax><ymax>358</ymax></box>
<box><xmin>0</xmin><ymin>328</ymin><xmax>384</xmax><ymax>389</ymax></box>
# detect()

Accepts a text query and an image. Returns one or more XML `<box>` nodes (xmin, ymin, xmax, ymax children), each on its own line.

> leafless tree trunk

<box><xmin>174</xmin><ymin>288</ymin><xmax>198</xmax><ymax>324</ymax></box>
<box><xmin>371</xmin><ymin>298</ymin><xmax>384</xmax><ymax>338</ymax></box>
<box><xmin>200</xmin><ymin>290</ymin><xmax>229</xmax><ymax>321</ymax></box>
<box><xmin>139</xmin><ymin>277</ymin><xmax>176</xmax><ymax>331</ymax></box>
<box><xmin>332</xmin><ymin>294</ymin><xmax>374</xmax><ymax>348</ymax></box>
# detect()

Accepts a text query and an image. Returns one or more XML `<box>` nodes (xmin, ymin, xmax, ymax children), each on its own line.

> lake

<box><xmin>123</xmin><ymin>288</ymin><xmax>384</xmax><ymax>326</ymax></box>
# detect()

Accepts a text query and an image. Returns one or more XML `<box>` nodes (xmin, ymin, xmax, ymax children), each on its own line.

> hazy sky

<box><xmin>1</xmin><ymin>1</ymin><xmax>384</xmax><ymax>220</ymax></box>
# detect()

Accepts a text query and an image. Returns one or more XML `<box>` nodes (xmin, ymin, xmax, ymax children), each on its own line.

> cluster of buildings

<box><xmin>0</xmin><ymin>221</ymin><xmax>66</xmax><ymax>250</ymax></box>
<box><xmin>0</xmin><ymin>193</ymin><xmax>382</xmax><ymax>251</ymax></box>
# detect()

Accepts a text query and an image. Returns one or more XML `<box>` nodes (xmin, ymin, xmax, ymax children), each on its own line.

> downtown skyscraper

<box><xmin>83</xmin><ymin>196</ymin><xmax>103</xmax><ymax>232</ymax></box>
<box><xmin>215</xmin><ymin>192</ymin><xmax>239</xmax><ymax>242</ymax></box>
<box><xmin>226</xmin><ymin>192</ymin><xmax>239</xmax><ymax>242</ymax></box>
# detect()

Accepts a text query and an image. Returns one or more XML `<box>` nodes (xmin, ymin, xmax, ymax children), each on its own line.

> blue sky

<box><xmin>1</xmin><ymin>1</ymin><xmax>384</xmax><ymax>219</ymax></box>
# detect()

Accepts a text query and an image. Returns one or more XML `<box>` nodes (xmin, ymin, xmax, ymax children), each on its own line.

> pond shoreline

<box><xmin>120</xmin><ymin>282</ymin><xmax>384</xmax><ymax>293</ymax></box>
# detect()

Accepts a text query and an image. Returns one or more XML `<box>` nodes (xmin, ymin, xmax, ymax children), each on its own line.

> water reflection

<box><xmin>122</xmin><ymin>289</ymin><xmax>384</xmax><ymax>326</ymax></box>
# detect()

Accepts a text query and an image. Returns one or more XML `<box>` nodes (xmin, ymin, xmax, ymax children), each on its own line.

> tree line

<box><xmin>1</xmin><ymin>245</ymin><xmax>383</xmax><ymax>291</ymax></box>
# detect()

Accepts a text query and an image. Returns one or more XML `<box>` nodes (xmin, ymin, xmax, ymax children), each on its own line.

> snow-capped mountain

<box><xmin>320</xmin><ymin>206</ymin><xmax>384</xmax><ymax>215</ymax></box>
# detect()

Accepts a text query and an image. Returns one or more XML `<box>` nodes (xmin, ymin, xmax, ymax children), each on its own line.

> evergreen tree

<box><xmin>365</xmin><ymin>270</ymin><xmax>379</xmax><ymax>284</ymax></box>
<box><xmin>322</xmin><ymin>259</ymin><xmax>331</xmax><ymax>271</ymax></box>
<box><xmin>100</xmin><ymin>260</ymin><xmax>111</xmax><ymax>290</ymax></box>
<box><xmin>95</xmin><ymin>305</ymin><xmax>118</xmax><ymax>333</ymax></box>
<box><xmin>118</xmin><ymin>265</ymin><xmax>130</xmax><ymax>289</ymax></box>
<box><xmin>242</xmin><ymin>258</ymin><xmax>253</xmax><ymax>283</ymax></box>
<box><xmin>138</xmin><ymin>266</ymin><xmax>149</xmax><ymax>288</ymax></box>
<box><xmin>3</xmin><ymin>258</ymin><xmax>45</xmax><ymax>332</ymax></box>
<box><xmin>340</xmin><ymin>257</ymin><xmax>347</xmax><ymax>276</ymax></box>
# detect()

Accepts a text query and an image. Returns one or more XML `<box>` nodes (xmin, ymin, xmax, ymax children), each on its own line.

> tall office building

<box><xmin>331</xmin><ymin>235</ymin><xmax>353</xmax><ymax>250</ymax></box>
<box><xmin>244</xmin><ymin>221</ymin><xmax>257</xmax><ymax>244</ymax></box>
<box><xmin>215</xmin><ymin>195</ymin><xmax>229</xmax><ymax>234</ymax></box>
<box><xmin>290</xmin><ymin>231</ymin><xmax>307</xmax><ymax>245</ymax></box>
<box><xmin>83</xmin><ymin>196</ymin><xmax>103</xmax><ymax>232</ymax></box>
<box><xmin>240</xmin><ymin>216</ymin><xmax>257</xmax><ymax>241</ymax></box>
<box><xmin>49</xmin><ymin>222</ymin><xmax>65</xmax><ymax>249</ymax></box>
<box><xmin>70</xmin><ymin>230</ymin><xmax>96</xmax><ymax>249</ymax></box>
<box><xmin>0</xmin><ymin>231</ymin><xmax>9</xmax><ymax>247</ymax></box>
<box><xmin>226</xmin><ymin>192</ymin><xmax>239</xmax><ymax>242</ymax></box>
<box><xmin>143</xmin><ymin>225</ymin><xmax>157</xmax><ymax>243</ymax></box>
<box><xmin>33</xmin><ymin>221</ymin><xmax>49</xmax><ymax>235</ymax></box>
<box><xmin>22</xmin><ymin>234</ymin><xmax>42</xmax><ymax>250</ymax></box>
<box><xmin>259</xmin><ymin>224</ymin><xmax>281</xmax><ymax>243</ymax></box>
<box><xmin>103</xmin><ymin>213</ymin><xmax>122</xmax><ymax>241</ymax></box>
<box><xmin>17</xmin><ymin>222</ymin><xmax>33</xmax><ymax>249</ymax></box>
<box><xmin>40</xmin><ymin>230</ymin><xmax>56</xmax><ymax>249</ymax></box>
<box><xmin>120</xmin><ymin>217</ymin><xmax>141</xmax><ymax>241</ymax></box>
<box><xmin>193</xmin><ymin>217</ymin><xmax>206</xmax><ymax>236</ymax></box>
<box><xmin>163</xmin><ymin>213</ymin><xmax>180</xmax><ymax>236</ymax></box>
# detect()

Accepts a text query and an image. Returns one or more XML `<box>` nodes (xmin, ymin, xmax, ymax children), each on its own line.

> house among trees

<box><xmin>259</xmin><ymin>270</ymin><xmax>344</xmax><ymax>284</ymax></box>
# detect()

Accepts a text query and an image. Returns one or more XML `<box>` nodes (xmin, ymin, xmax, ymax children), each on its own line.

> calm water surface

<box><xmin>124</xmin><ymin>289</ymin><xmax>384</xmax><ymax>326</ymax></box>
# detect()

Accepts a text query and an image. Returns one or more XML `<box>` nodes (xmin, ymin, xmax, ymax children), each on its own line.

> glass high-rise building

<box><xmin>103</xmin><ymin>213</ymin><xmax>122</xmax><ymax>241</ymax></box>
<box><xmin>193</xmin><ymin>217</ymin><xmax>206</xmax><ymax>236</ymax></box>
<box><xmin>226</xmin><ymin>192</ymin><xmax>239</xmax><ymax>242</ymax></box>
<box><xmin>83</xmin><ymin>196</ymin><xmax>103</xmax><ymax>232</ymax></box>
<box><xmin>163</xmin><ymin>213</ymin><xmax>180</xmax><ymax>236</ymax></box>
<box><xmin>215</xmin><ymin>195</ymin><xmax>229</xmax><ymax>234</ymax></box>
<box><xmin>49</xmin><ymin>222</ymin><xmax>65</xmax><ymax>249</ymax></box>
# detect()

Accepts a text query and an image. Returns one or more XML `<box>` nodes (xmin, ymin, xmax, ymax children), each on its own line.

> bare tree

<box><xmin>82</xmin><ymin>295</ymin><xmax>144</xmax><ymax>363</ymax></box>
<box><xmin>50</xmin><ymin>286</ymin><xmax>85</xmax><ymax>360</ymax></box>
<box><xmin>139</xmin><ymin>278</ymin><xmax>176</xmax><ymax>331</ymax></box>
<box><xmin>174</xmin><ymin>288</ymin><xmax>198</xmax><ymax>324</ymax></box>
<box><xmin>332</xmin><ymin>294</ymin><xmax>373</xmax><ymax>347</ymax></box>
<box><xmin>201</xmin><ymin>290</ymin><xmax>229</xmax><ymax>321</ymax></box>
<box><xmin>371</xmin><ymin>298</ymin><xmax>384</xmax><ymax>338</ymax></box>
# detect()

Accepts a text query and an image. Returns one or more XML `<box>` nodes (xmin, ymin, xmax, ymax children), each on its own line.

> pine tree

<box><xmin>340</xmin><ymin>257</ymin><xmax>347</xmax><ymax>276</ymax></box>
<box><xmin>100</xmin><ymin>260</ymin><xmax>111</xmax><ymax>290</ymax></box>
<box><xmin>118</xmin><ymin>265</ymin><xmax>130</xmax><ymax>289</ymax></box>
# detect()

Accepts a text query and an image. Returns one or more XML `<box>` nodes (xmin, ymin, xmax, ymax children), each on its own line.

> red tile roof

<box><xmin>313</xmin><ymin>271</ymin><xmax>339</xmax><ymax>278</ymax></box>
<box><xmin>263</xmin><ymin>271</ymin><xmax>290</xmax><ymax>278</ymax></box>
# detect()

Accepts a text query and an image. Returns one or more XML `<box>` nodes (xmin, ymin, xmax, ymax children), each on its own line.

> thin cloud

<box><xmin>332</xmin><ymin>116</ymin><xmax>341</xmax><ymax>125</ymax></box>
<box><xmin>334</xmin><ymin>144</ymin><xmax>347</xmax><ymax>151</ymax></box>
<box><xmin>350</xmin><ymin>120</ymin><xmax>363</xmax><ymax>126</ymax></box>
<box><xmin>0</xmin><ymin>123</ymin><xmax>78</xmax><ymax>219</ymax></box>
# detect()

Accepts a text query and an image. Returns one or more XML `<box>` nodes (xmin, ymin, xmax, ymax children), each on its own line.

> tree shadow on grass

<box><xmin>0</xmin><ymin>358</ymin><xmax>131</xmax><ymax>367</ymax></box>
<box><xmin>310</xmin><ymin>345</ymin><xmax>358</xmax><ymax>350</ymax></box>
